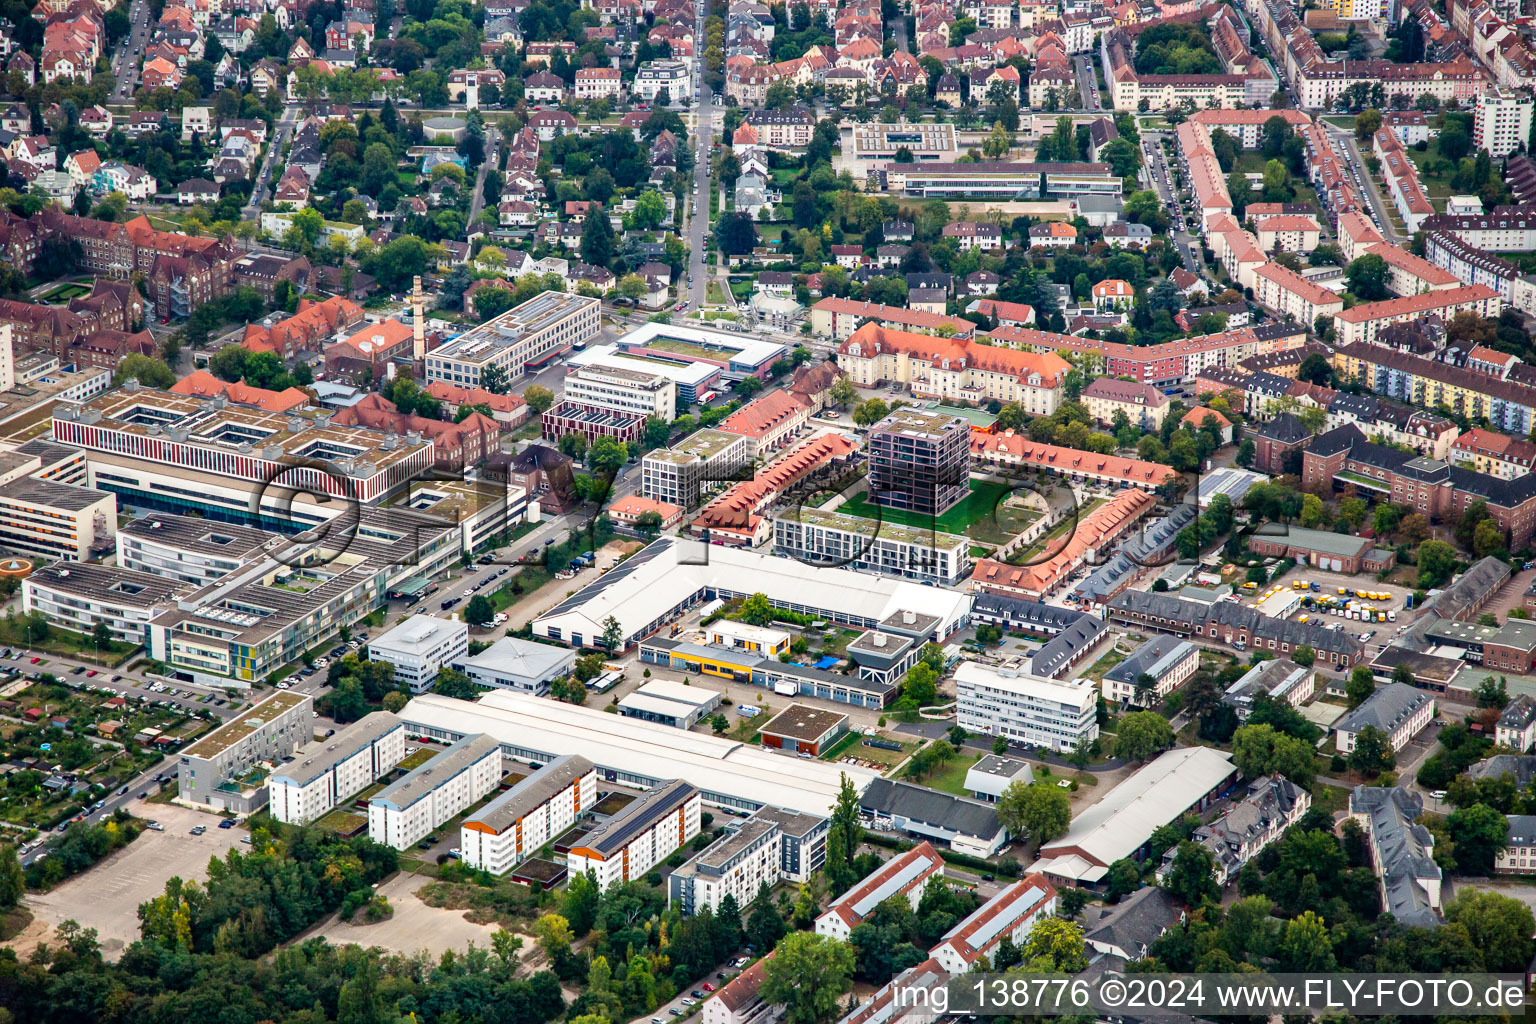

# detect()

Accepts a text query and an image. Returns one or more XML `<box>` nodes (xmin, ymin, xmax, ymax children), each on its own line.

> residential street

<box><xmin>685</xmin><ymin>0</ymin><xmax>715</xmax><ymax>309</ymax></box>
<box><xmin>110</xmin><ymin>0</ymin><xmax>151</xmax><ymax>102</ymax></box>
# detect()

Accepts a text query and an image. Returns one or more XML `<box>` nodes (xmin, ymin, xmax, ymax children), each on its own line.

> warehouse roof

<box><xmin>1034</xmin><ymin>747</ymin><xmax>1235</xmax><ymax>880</ymax></box>
<box><xmin>399</xmin><ymin>690</ymin><xmax>879</xmax><ymax>815</ymax></box>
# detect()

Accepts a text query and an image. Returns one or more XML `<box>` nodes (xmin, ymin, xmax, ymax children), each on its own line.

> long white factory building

<box><xmin>398</xmin><ymin>690</ymin><xmax>880</xmax><ymax>816</ymax></box>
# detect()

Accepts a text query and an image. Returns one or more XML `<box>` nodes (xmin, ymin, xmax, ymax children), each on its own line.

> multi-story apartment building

<box><xmin>1158</xmin><ymin>775</ymin><xmax>1308</xmax><ymax>885</ymax></box>
<box><xmin>1475</xmin><ymin>89</ymin><xmax>1533</xmax><ymax>158</ymax></box>
<box><xmin>1101</xmin><ymin>635</ymin><xmax>1199</xmax><ymax>707</ymax></box>
<box><xmin>460</xmin><ymin>754</ymin><xmax>598</xmax><ymax>875</ymax></box>
<box><xmin>567</xmin><ymin>779</ymin><xmax>701</xmax><ymax>888</ymax></box>
<box><xmin>562</xmin><ymin>364</ymin><xmax>677</xmax><ymax>422</ymax></box>
<box><xmin>1349</xmin><ymin>786</ymin><xmax>1443</xmax><ymax>927</ymax></box>
<box><xmin>268</xmin><ymin>711</ymin><xmax>407</xmax><ymax>825</ymax></box>
<box><xmin>573</xmin><ymin>66</ymin><xmax>622</xmax><ymax>99</ymax></box>
<box><xmin>835</xmin><ymin>321</ymin><xmax>1068</xmax><ymax>413</ymax></box>
<box><xmin>1107</xmin><ymin>590</ymin><xmax>1365</xmax><ymax>668</ymax></box>
<box><xmin>1496</xmin><ymin>694</ymin><xmax>1536</xmax><ymax>752</ymax></box>
<box><xmin>1081</xmin><ymin>378</ymin><xmax>1171</xmax><ymax>431</ymax></box>
<box><xmin>1333</xmin><ymin>285</ymin><xmax>1501</xmax><ymax>347</ymax></box>
<box><xmin>744</xmin><ymin>106</ymin><xmax>815</xmax><ymax>149</ymax></box>
<box><xmin>1334</xmin><ymin>343</ymin><xmax>1536</xmax><ymax>437</ymax></box>
<box><xmin>771</xmin><ymin>507</ymin><xmax>970</xmax><ymax>586</ymax></box>
<box><xmin>810</xmin><ymin>298</ymin><xmax>975</xmax><ymax>341</ymax></box>
<box><xmin>1425</xmin><ymin>230</ymin><xmax>1536</xmax><ymax>313</ymax></box>
<box><xmin>954</xmin><ymin>661</ymin><xmax>1099</xmax><ymax>752</ymax></box>
<box><xmin>930</xmin><ymin>875</ymin><xmax>1058</xmax><ymax>974</ymax></box>
<box><xmin>368</xmin><ymin>733</ymin><xmax>503</xmax><ymax>849</ymax></box>
<box><xmin>641</xmin><ymin>428</ymin><xmax>752</xmax><ymax>508</ymax></box>
<box><xmin>815</xmin><ymin>841</ymin><xmax>944</xmax><ymax>940</ymax></box>
<box><xmin>993</xmin><ymin>322</ymin><xmax>1308</xmax><ymax>388</ymax></box>
<box><xmin>177</xmin><ymin>690</ymin><xmax>314</xmax><ymax>813</ymax></box>
<box><xmin>1451</xmin><ymin>427</ymin><xmax>1536</xmax><ymax>479</ymax></box>
<box><xmin>669</xmin><ymin>806</ymin><xmax>829</xmax><ymax>914</ymax></box>
<box><xmin>866</xmin><ymin>407</ymin><xmax>970</xmax><ymax>517</ymax></box>
<box><xmin>1305</xmin><ymin>422</ymin><xmax>1536</xmax><ymax>548</ymax></box>
<box><xmin>1252</xmin><ymin>263</ymin><xmax>1344</xmax><ymax>325</ymax></box>
<box><xmin>1494</xmin><ymin>812</ymin><xmax>1536</xmax><ymax>872</ymax></box>
<box><xmin>425</xmin><ymin>291</ymin><xmax>600</xmax><ymax>388</ymax></box>
<box><xmin>369</xmin><ymin>615</ymin><xmax>470</xmax><ymax>693</ymax></box>
<box><xmin>1334</xmin><ymin>682</ymin><xmax>1435</xmax><ymax>754</ymax></box>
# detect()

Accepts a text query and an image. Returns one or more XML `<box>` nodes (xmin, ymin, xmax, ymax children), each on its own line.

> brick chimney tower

<box><xmin>412</xmin><ymin>275</ymin><xmax>425</xmax><ymax>364</ymax></box>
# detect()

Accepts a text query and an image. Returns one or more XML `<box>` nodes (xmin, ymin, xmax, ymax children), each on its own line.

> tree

<box><xmin>852</xmin><ymin>398</ymin><xmax>889</xmax><ymax>428</ymax></box>
<box><xmin>581</xmin><ymin>210</ymin><xmax>616</xmax><ymax>267</ymax></box>
<box><xmin>1417</xmin><ymin>539</ymin><xmax>1457</xmax><ymax>589</ymax></box>
<box><xmin>114</xmin><ymin>354</ymin><xmax>176</xmax><ymax>389</ymax></box>
<box><xmin>1114</xmin><ymin>710</ymin><xmax>1175</xmax><ymax>762</ymax></box>
<box><xmin>1020</xmin><ymin>917</ymin><xmax>1088</xmax><ymax>972</ymax></box>
<box><xmin>1236</xmin><ymin>438</ymin><xmax>1256</xmax><ymax>469</ymax></box>
<box><xmin>746</xmin><ymin>881</ymin><xmax>786</xmax><ymax>952</ymax></box>
<box><xmin>996</xmin><ymin>781</ymin><xmax>1071</xmax><ymax>845</ymax></box>
<box><xmin>1346</xmin><ymin>666</ymin><xmax>1375</xmax><ymax>709</ymax></box>
<box><xmin>1231</xmin><ymin>723</ymin><xmax>1315</xmax><ymax>785</ymax></box>
<box><xmin>828</xmin><ymin>376</ymin><xmax>857</xmax><ymax>409</ymax></box>
<box><xmin>1445</xmin><ymin>888</ymin><xmax>1535</xmax><ymax>972</ymax></box>
<box><xmin>1163</xmin><ymin>841</ymin><xmax>1219</xmax><ymax>906</ymax></box>
<box><xmin>1345</xmin><ymin>253</ymin><xmax>1391</xmax><ymax>301</ymax></box>
<box><xmin>1445</xmin><ymin>803</ymin><xmax>1508</xmax><ymax>875</ymax></box>
<box><xmin>532</xmin><ymin>912</ymin><xmax>574</xmax><ymax>961</ymax></box>
<box><xmin>634</xmin><ymin>510</ymin><xmax>664</xmax><ymax>539</ymax></box>
<box><xmin>431</xmin><ymin>667</ymin><xmax>477</xmax><ymax>700</ymax></box>
<box><xmin>525</xmin><ymin>385</ymin><xmax>555</xmax><ymax>414</ymax></box>
<box><xmin>1348</xmin><ymin>724</ymin><xmax>1395</xmax><ymax>777</ymax></box>
<box><xmin>758</xmin><ymin>932</ymin><xmax>856</xmax><ymax>1024</ymax></box>
<box><xmin>600</xmin><ymin>615</ymin><xmax>624</xmax><ymax>653</ymax></box>
<box><xmin>1354</xmin><ymin>107</ymin><xmax>1382</xmax><ymax>140</ymax></box>
<box><xmin>0</xmin><ymin>844</ymin><xmax>22</xmax><ymax>910</ymax></box>
<box><xmin>1291</xmin><ymin>645</ymin><xmax>1315</xmax><ymax>667</ymax></box>
<box><xmin>715</xmin><ymin>211</ymin><xmax>758</xmax><ymax>255</ymax></box>
<box><xmin>465</xmin><ymin>594</ymin><xmax>495</xmax><ymax>626</ymax></box>
<box><xmin>1277</xmin><ymin>910</ymin><xmax>1336</xmax><ymax>971</ymax></box>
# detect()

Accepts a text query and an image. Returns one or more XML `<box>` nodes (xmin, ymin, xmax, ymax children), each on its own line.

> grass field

<box><xmin>839</xmin><ymin>480</ymin><xmax>1037</xmax><ymax>546</ymax></box>
<box><xmin>921</xmin><ymin>753</ymin><xmax>983</xmax><ymax>796</ymax></box>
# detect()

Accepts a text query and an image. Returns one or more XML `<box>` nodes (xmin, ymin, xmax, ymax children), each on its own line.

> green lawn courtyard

<box><xmin>839</xmin><ymin>479</ymin><xmax>1040</xmax><ymax>547</ymax></box>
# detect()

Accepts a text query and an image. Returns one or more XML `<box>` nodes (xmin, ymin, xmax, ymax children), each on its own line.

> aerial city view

<box><xmin>8</xmin><ymin>0</ymin><xmax>1536</xmax><ymax>1013</ymax></box>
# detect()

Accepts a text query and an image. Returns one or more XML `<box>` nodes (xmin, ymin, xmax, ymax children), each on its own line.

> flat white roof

<box><xmin>618</xmin><ymin>320</ymin><xmax>786</xmax><ymax>368</ymax></box>
<box><xmin>535</xmin><ymin>537</ymin><xmax>971</xmax><ymax>645</ymax></box>
<box><xmin>628</xmin><ymin>678</ymin><xmax>720</xmax><ymax>708</ymax></box>
<box><xmin>1036</xmin><ymin>746</ymin><xmax>1234</xmax><ymax>873</ymax></box>
<box><xmin>566</xmin><ymin>345</ymin><xmax>718</xmax><ymax>387</ymax></box>
<box><xmin>954</xmin><ymin>662</ymin><xmax>1097</xmax><ymax>710</ymax></box>
<box><xmin>371</xmin><ymin>614</ymin><xmax>465</xmax><ymax>655</ymax></box>
<box><xmin>398</xmin><ymin>689</ymin><xmax>879</xmax><ymax>816</ymax></box>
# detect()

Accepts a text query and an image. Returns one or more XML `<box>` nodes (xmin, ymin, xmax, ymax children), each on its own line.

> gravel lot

<box><xmin>22</xmin><ymin>801</ymin><xmax>244</xmax><ymax>958</ymax></box>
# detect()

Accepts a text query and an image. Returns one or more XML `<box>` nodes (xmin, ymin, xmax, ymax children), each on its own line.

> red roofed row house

<box><xmin>972</xmin><ymin>431</ymin><xmax>1183</xmax><ymax>491</ymax></box>
<box><xmin>690</xmin><ymin>431</ymin><xmax>860</xmax><ymax>546</ymax></box>
<box><xmin>970</xmin><ymin>489</ymin><xmax>1155</xmax><ymax>602</ymax></box>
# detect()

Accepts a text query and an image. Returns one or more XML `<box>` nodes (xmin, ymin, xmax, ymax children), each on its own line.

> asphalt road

<box><xmin>1073</xmin><ymin>56</ymin><xmax>1101</xmax><ymax>112</ymax></box>
<box><xmin>1335</xmin><ymin>126</ymin><xmax>1404</xmax><ymax>243</ymax></box>
<box><xmin>245</xmin><ymin>105</ymin><xmax>302</xmax><ymax>216</ymax></box>
<box><xmin>466</xmin><ymin>126</ymin><xmax>500</xmax><ymax>228</ymax></box>
<box><xmin>111</xmin><ymin>0</ymin><xmax>151</xmax><ymax>102</ymax></box>
<box><xmin>685</xmin><ymin>0</ymin><xmax>715</xmax><ymax>309</ymax></box>
<box><xmin>1139</xmin><ymin>130</ymin><xmax>1202</xmax><ymax>277</ymax></box>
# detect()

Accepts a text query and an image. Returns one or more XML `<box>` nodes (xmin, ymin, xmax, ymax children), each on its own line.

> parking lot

<box><xmin>21</xmin><ymin>801</ymin><xmax>245</xmax><ymax>958</ymax></box>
